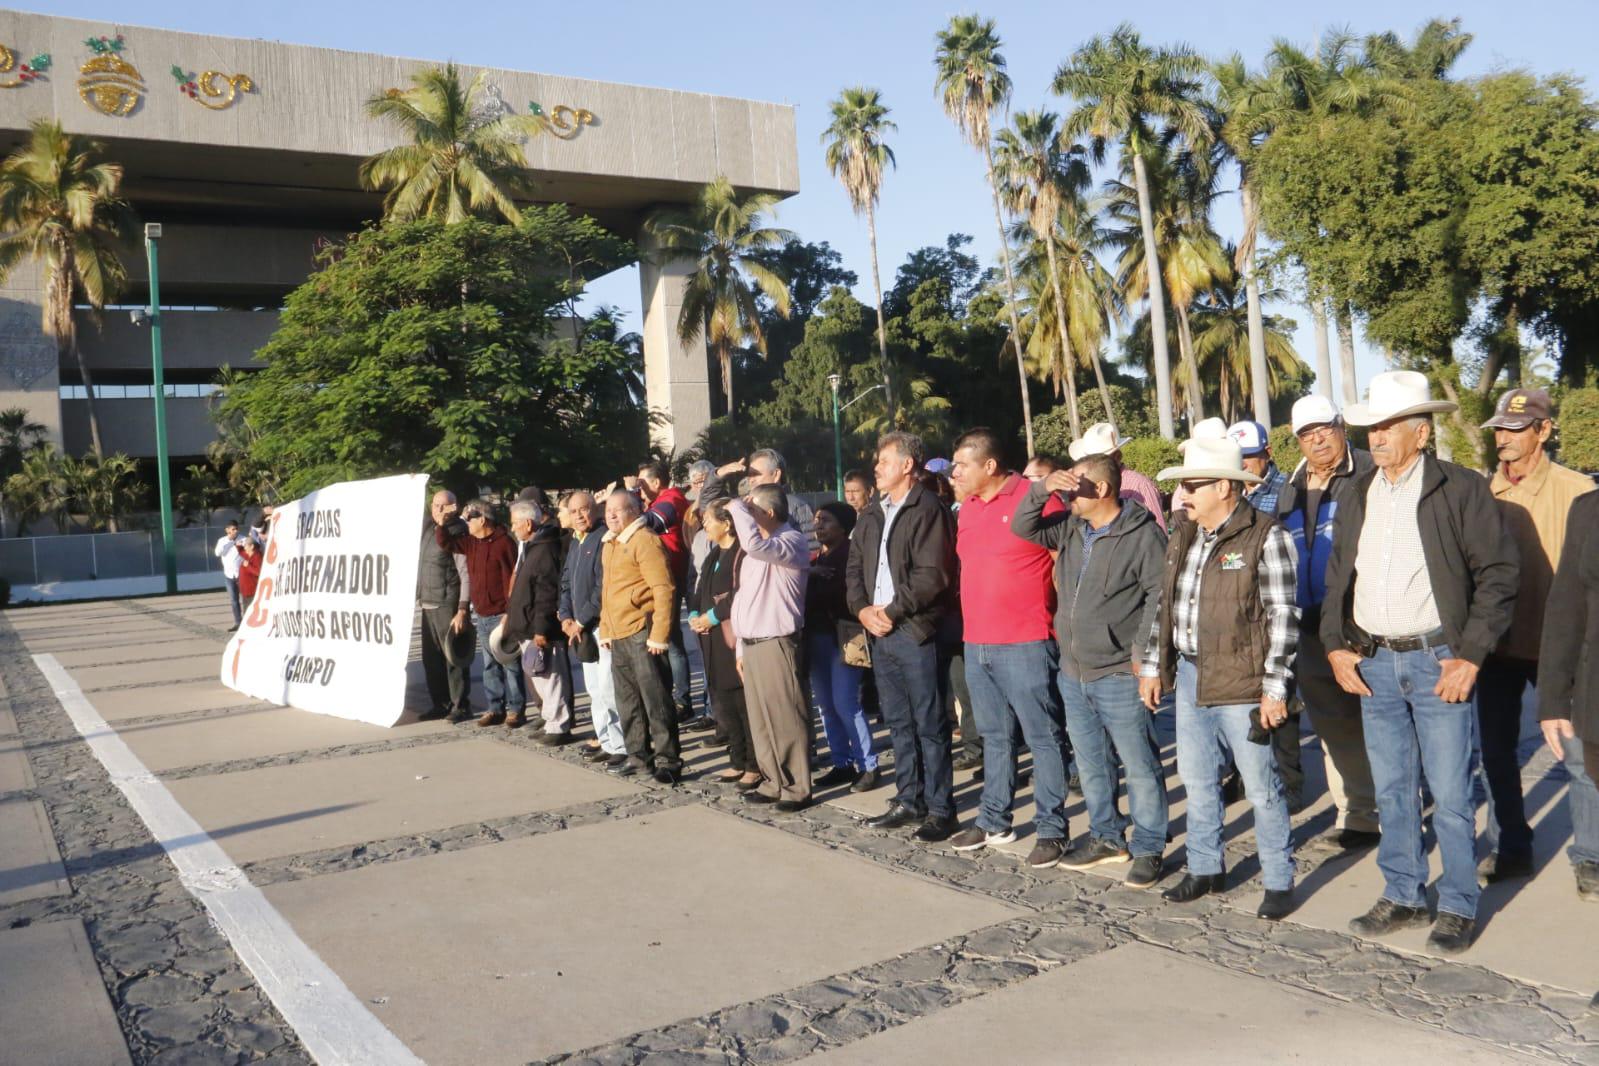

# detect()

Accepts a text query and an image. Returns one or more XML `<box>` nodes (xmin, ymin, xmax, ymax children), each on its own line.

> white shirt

<box><xmin>872</xmin><ymin>491</ymin><xmax>907</xmax><ymax>608</ymax></box>
<box><xmin>214</xmin><ymin>535</ymin><xmax>243</xmax><ymax>579</ymax></box>
<box><xmin>1353</xmin><ymin>455</ymin><xmax>1442</xmax><ymax>637</ymax></box>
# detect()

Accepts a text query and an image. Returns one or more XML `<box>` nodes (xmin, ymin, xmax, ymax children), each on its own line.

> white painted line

<box><xmin>33</xmin><ymin>654</ymin><xmax>425</xmax><ymax>1066</ymax></box>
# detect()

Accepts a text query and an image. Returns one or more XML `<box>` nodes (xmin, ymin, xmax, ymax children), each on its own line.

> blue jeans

<box><xmin>225</xmin><ymin>576</ymin><xmax>242</xmax><ymax>625</ymax></box>
<box><xmin>1361</xmin><ymin>645</ymin><xmax>1478</xmax><ymax>918</ymax></box>
<box><xmin>1060</xmin><ymin>671</ymin><xmax>1167</xmax><ymax>857</ymax></box>
<box><xmin>809</xmin><ymin>630</ymin><xmax>876</xmax><ymax>771</ymax></box>
<box><xmin>872</xmin><ymin>629</ymin><xmax>953</xmax><ymax>819</ymax></box>
<box><xmin>965</xmin><ymin>640</ymin><xmax>1070</xmax><ymax>840</ymax></box>
<box><xmin>473</xmin><ymin>612</ymin><xmax>526</xmax><ymax>714</ymax></box>
<box><xmin>1561</xmin><ymin>731</ymin><xmax>1599</xmax><ymax>867</ymax></box>
<box><xmin>1174</xmin><ymin>658</ymin><xmax>1295</xmax><ymax>890</ymax></box>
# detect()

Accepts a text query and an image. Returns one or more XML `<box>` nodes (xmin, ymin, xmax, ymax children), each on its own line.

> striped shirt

<box><xmin>1353</xmin><ymin>455</ymin><xmax>1441</xmax><ymax>638</ymax></box>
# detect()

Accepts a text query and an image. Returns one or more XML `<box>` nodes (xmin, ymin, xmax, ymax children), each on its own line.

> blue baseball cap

<box><xmin>1226</xmin><ymin>421</ymin><xmax>1269</xmax><ymax>457</ymax></box>
<box><xmin>924</xmin><ymin>457</ymin><xmax>951</xmax><ymax>475</ymax></box>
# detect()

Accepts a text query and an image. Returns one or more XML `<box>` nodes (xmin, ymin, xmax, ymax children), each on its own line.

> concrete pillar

<box><xmin>0</xmin><ymin>259</ymin><xmax>65</xmax><ymax>450</ymax></box>
<box><xmin>638</xmin><ymin>229</ymin><xmax>711</xmax><ymax>456</ymax></box>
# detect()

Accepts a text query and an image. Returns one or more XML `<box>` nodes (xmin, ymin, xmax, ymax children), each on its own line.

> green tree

<box><xmin>63</xmin><ymin>451</ymin><xmax>140</xmax><ymax>533</ymax></box>
<box><xmin>4</xmin><ymin>448</ymin><xmax>64</xmax><ymax>536</ymax></box>
<box><xmin>359</xmin><ymin>64</ymin><xmax>545</xmax><ymax>224</ymax></box>
<box><xmin>823</xmin><ymin>86</ymin><xmax>898</xmax><ymax>425</ymax></box>
<box><xmin>644</xmin><ymin>176</ymin><xmax>792</xmax><ymax>421</ymax></box>
<box><xmin>741</xmin><ymin>238</ymin><xmax>855</xmax><ymax>408</ymax></box>
<box><xmin>219</xmin><ymin>212</ymin><xmax>637</xmax><ymax>498</ymax></box>
<box><xmin>1188</xmin><ymin>269</ymin><xmax>1310</xmax><ymax>423</ymax></box>
<box><xmin>0</xmin><ymin>407</ymin><xmax>48</xmax><ymax>483</ymax></box>
<box><xmin>0</xmin><ymin>119</ymin><xmax>135</xmax><ymax>457</ymax></box>
<box><xmin>934</xmin><ymin>14</ymin><xmax>1037</xmax><ymax>454</ymax></box>
<box><xmin>174</xmin><ymin>462</ymin><xmax>229</xmax><ymax>527</ymax></box>
<box><xmin>1054</xmin><ymin>24</ymin><xmax>1211</xmax><ymax>439</ymax></box>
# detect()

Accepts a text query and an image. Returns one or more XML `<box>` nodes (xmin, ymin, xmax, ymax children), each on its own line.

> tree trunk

<box><xmin>1240</xmin><ymin>185</ymin><xmax>1272</xmax><ymax>427</ymax></box>
<box><xmin>719</xmin><ymin>344</ymin><xmax>736</xmax><ymax>427</ymax></box>
<box><xmin>1175</xmin><ymin>302</ymin><xmax>1203</xmax><ymax>427</ymax></box>
<box><xmin>865</xmin><ymin>200</ymin><xmax>896</xmax><ymax>428</ymax></box>
<box><xmin>1309</xmin><ymin>297</ymin><xmax>1334</xmax><ymax>401</ymax></box>
<box><xmin>1334</xmin><ymin>301</ymin><xmax>1359</xmax><ymax>406</ymax></box>
<box><xmin>984</xmin><ymin>142</ymin><xmax>1034</xmax><ymax>456</ymax></box>
<box><xmin>1042</xmin><ymin>236</ymin><xmax>1082</xmax><ymax>440</ymax></box>
<box><xmin>50</xmin><ymin>254</ymin><xmax>104</xmax><ymax>457</ymax></box>
<box><xmin>1132</xmin><ymin>152</ymin><xmax>1175</xmax><ymax>439</ymax></box>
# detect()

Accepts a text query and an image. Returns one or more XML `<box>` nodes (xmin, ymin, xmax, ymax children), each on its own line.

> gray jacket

<box><xmin>1012</xmin><ymin>483</ymin><xmax>1167</xmax><ymax>681</ymax></box>
<box><xmin>417</xmin><ymin>518</ymin><xmax>469</xmax><ymax>610</ymax></box>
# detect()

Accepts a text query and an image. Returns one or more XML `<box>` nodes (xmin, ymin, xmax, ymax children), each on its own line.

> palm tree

<box><xmin>0</xmin><ymin>407</ymin><xmax>48</xmax><ymax>482</ymax></box>
<box><xmin>853</xmin><ymin>374</ymin><xmax>953</xmax><ymax>443</ymax></box>
<box><xmin>823</xmin><ymin>87</ymin><xmax>898</xmax><ymax>427</ymax></box>
<box><xmin>1189</xmin><ymin>269</ymin><xmax>1309</xmax><ymax>422</ymax></box>
<box><xmin>0</xmin><ymin>120</ymin><xmax>135</xmax><ymax>457</ymax></box>
<box><xmin>1054</xmin><ymin>24</ymin><xmax>1211</xmax><ymax>439</ymax></box>
<box><xmin>934</xmin><ymin>14</ymin><xmax>1037</xmax><ymax>455</ymax></box>
<box><xmin>643</xmin><ymin>176</ymin><xmax>793</xmax><ymax>421</ymax></box>
<box><xmin>360</xmin><ymin>64</ymin><xmax>545</xmax><ymax>224</ymax></box>
<box><xmin>994</xmin><ymin>111</ymin><xmax>1122</xmax><ymax>438</ymax></box>
<box><xmin>4</xmin><ymin>447</ymin><xmax>66</xmax><ymax>535</ymax></box>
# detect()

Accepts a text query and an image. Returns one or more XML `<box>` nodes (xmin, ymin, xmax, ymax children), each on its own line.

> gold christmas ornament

<box><xmin>78</xmin><ymin>35</ymin><xmax>144</xmax><ymax>116</ymax></box>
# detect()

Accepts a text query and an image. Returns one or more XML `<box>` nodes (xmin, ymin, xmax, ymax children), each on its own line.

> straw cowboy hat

<box><xmin>1157</xmin><ymin>436</ymin><xmax>1264</xmax><ymax>484</ymax></box>
<box><xmin>1343</xmin><ymin>370</ymin><xmax>1457</xmax><ymax>427</ymax></box>
<box><xmin>1067</xmin><ymin>422</ymin><xmax>1132</xmax><ymax>462</ymax></box>
<box><xmin>486</xmin><ymin>619</ymin><xmax>523</xmax><ymax>669</ymax></box>
<box><xmin>1176</xmin><ymin>416</ymin><xmax>1227</xmax><ymax>454</ymax></box>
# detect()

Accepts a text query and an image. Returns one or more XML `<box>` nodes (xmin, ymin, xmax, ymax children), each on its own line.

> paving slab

<box><xmin>0</xmin><ymin>733</ymin><xmax>34</xmax><ymax>793</ymax></box>
<box><xmin>72</xmin><ymin>653</ymin><xmax>234</xmax><ymax>692</ymax></box>
<box><xmin>90</xmin><ymin>679</ymin><xmax>265</xmax><ymax>722</ymax></box>
<box><xmin>19</xmin><ymin>629</ymin><xmax>198</xmax><ymax>659</ymax></box>
<box><xmin>0</xmin><ymin>701</ymin><xmax>16</xmax><ymax>737</ymax></box>
<box><xmin>53</xmin><ymin>644</ymin><xmax>221</xmax><ymax>669</ymax></box>
<box><xmin>809</xmin><ymin>942</ymin><xmax>1533</xmax><ymax>1065</ymax></box>
<box><xmin>166</xmin><ymin>739</ymin><xmax>638</xmax><ymax>864</ymax></box>
<box><xmin>118</xmin><ymin>704</ymin><xmax>454</xmax><ymax>773</ymax></box>
<box><xmin>0</xmin><ymin>919</ymin><xmax>133</xmax><ymax>1066</ymax></box>
<box><xmin>265</xmin><ymin>803</ymin><xmax>1019</xmax><ymax>1065</ymax></box>
<box><xmin>0</xmin><ymin>797</ymin><xmax>68</xmax><ymax>904</ymax></box>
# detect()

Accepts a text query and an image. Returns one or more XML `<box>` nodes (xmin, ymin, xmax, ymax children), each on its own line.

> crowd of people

<box><xmin>410</xmin><ymin>370</ymin><xmax>1599</xmax><ymax>958</ymax></box>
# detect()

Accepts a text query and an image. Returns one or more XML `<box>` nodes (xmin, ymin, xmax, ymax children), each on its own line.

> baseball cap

<box><xmin>1226</xmin><ymin>420</ymin><xmax>1269</xmax><ymax>457</ymax></box>
<box><xmin>1481</xmin><ymin>388</ymin><xmax>1551</xmax><ymax>431</ymax></box>
<box><xmin>1291</xmin><ymin>395</ymin><xmax>1341</xmax><ymax>435</ymax></box>
<box><xmin>924</xmin><ymin>457</ymin><xmax>951</xmax><ymax>475</ymax></box>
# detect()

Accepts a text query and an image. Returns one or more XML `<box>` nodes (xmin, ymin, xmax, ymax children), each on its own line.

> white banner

<box><xmin>220</xmin><ymin>473</ymin><xmax>427</xmax><ymax>726</ymax></box>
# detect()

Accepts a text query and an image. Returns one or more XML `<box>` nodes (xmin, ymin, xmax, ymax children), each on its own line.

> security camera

<box><xmin>130</xmin><ymin>308</ymin><xmax>151</xmax><ymax>326</ymax></box>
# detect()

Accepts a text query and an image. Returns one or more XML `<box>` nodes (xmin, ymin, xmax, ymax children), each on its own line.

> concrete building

<box><xmin>0</xmin><ymin>11</ymin><xmax>799</xmax><ymax>461</ymax></box>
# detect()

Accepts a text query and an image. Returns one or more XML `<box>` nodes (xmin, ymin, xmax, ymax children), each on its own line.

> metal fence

<box><xmin>0</xmin><ymin>526</ymin><xmax>232</xmax><ymax>586</ymax></box>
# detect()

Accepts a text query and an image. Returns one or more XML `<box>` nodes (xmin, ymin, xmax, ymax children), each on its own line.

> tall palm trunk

<box><xmin>1334</xmin><ymin>300</ymin><xmax>1359</xmax><ymax>406</ymax></box>
<box><xmin>49</xmin><ymin>249</ymin><xmax>104</xmax><ymax>457</ymax></box>
<box><xmin>1174</xmin><ymin>301</ymin><xmax>1202</xmax><ymax>426</ymax></box>
<box><xmin>718</xmin><ymin>343</ymin><xmax>736</xmax><ymax>426</ymax></box>
<box><xmin>1132</xmin><ymin>152</ymin><xmax>1175</xmax><ymax>439</ymax></box>
<box><xmin>1240</xmin><ymin>185</ymin><xmax>1271</xmax><ymax>426</ymax></box>
<box><xmin>865</xmin><ymin>199</ymin><xmax>896</xmax><ymax>427</ymax></box>
<box><xmin>1309</xmin><ymin>297</ymin><xmax>1334</xmax><ymax>401</ymax></box>
<box><xmin>1042</xmin><ymin>237</ymin><xmax>1083</xmax><ymax>439</ymax></box>
<box><xmin>983</xmin><ymin>141</ymin><xmax>1035</xmax><ymax>456</ymax></box>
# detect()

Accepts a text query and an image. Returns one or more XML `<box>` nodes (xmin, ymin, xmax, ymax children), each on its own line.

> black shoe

<box><xmin>607</xmin><ymin>756</ymin><xmax>645</xmax><ymax>777</ymax></box>
<box><xmin>775</xmin><ymin>798</ymin><xmax>814</xmax><ymax>813</ymax></box>
<box><xmin>604</xmin><ymin>752</ymin><xmax>629</xmax><ymax>767</ymax></box>
<box><xmin>683</xmin><ymin>715</ymin><xmax>717</xmax><ymax>733</ymax></box>
<box><xmin>418</xmin><ymin>705</ymin><xmax>448</xmax><ymax>721</ymax></box>
<box><xmin>537</xmin><ymin>731</ymin><xmax>575</xmax><ymax>747</ymax></box>
<box><xmin>1058</xmin><ymin>838</ymin><xmax>1131</xmax><ymax>870</ymax></box>
<box><xmin>743</xmin><ymin>790</ymin><xmax>778</xmax><ymax>805</ymax></box>
<box><xmin>1576</xmin><ymin>860</ymin><xmax>1599</xmax><ymax>902</ymax></box>
<box><xmin>850</xmin><ymin>768</ymin><xmax>883</xmax><ymax>793</ymax></box>
<box><xmin>1477</xmin><ymin>850</ymin><xmax>1535</xmax><ymax>886</ymax></box>
<box><xmin>1162</xmin><ymin>872</ymin><xmax>1225</xmax><ymax>903</ymax></box>
<box><xmin>1426</xmin><ymin>913</ymin><xmax>1476</xmax><ymax>955</ymax></box>
<box><xmin>952</xmin><ymin>750</ymin><xmax>983</xmax><ymax>772</ymax></box>
<box><xmin>708</xmin><ymin>733</ymin><xmax>730</xmax><ymax>747</ymax></box>
<box><xmin>583</xmin><ymin>746</ymin><xmax>612</xmax><ymax>763</ymax></box>
<box><xmin>814</xmin><ymin>766</ymin><xmax>856</xmax><ymax>789</ymax></box>
<box><xmin>1335</xmin><ymin>828</ymin><xmax>1381</xmax><ymax>850</ymax></box>
<box><xmin>1348</xmin><ymin>898</ymin><xmax>1431</xmax><ymax>936</ymax></box>
<box><xmin>914</xmin><ymin>816</ymin><xmax>957</xmax><ymax>843</ymax></box>
<box><xmin>676</xmin><ymin>698</ymin><xmax>696</xmax><ymax>723</ymax></box>
<box><xmin>865</xmin><ymin>803</ymin><xmax>924</xmax><ymax>830</ymax></box>
<box><xmin>447</xmin><ymin>708</ymin><xmax>471</xmax><ymax>724</ymax></box>
<box><xmin>1126</xmin><ymin>854</ymin><xmax>1164</xmax><ymax>889</ymax></box>
<box><xmin>735</xmin><ymin>776</ymin><xmax>764</xmax><ymax>792</ymax></box>
<box><xmin>1026</xmin><ymin>838</ymin><xmax>1067</xmax><ymax>869</ymax></box>
<box><xmin>1257</xmin><ymin>889</ymin><xmax>1295</xmax><ymax>921</ymax></box>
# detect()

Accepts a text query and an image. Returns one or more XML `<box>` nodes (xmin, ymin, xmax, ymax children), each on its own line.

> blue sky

<box><xmin>30</xmin><ymin>0</ymin><xmax>1599</xmax><ymax>397</ymax></box>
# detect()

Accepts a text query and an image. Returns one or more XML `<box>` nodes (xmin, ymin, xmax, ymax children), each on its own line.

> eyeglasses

<box><xmin>1178</xmin><ymin>479</ymin><xmax>1217</xmax><ymax>494</ymax></box>
<box><xmin>1296</xmin><ymin>424</ymin><xmax>1340</xmax><ymax>443</ymax></box>
<box><xmin>463</xmin><ymin>511</ymin><xmax>484</xmax><ymax>521</ymax></box>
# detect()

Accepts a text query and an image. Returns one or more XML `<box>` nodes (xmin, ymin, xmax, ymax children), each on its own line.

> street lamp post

<box><xmin>828</xmin><ymin>373</ymin><xmax>843</xmax><ymax>497</ymax></box>
<box><xmin>144</xmin><ymin>223</ymin><xmax>177</xmax><ymax>595</ymax></box>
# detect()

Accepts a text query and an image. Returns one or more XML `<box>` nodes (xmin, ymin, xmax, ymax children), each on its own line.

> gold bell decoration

<box><xmin>77</xmin><ymin>34</ymin><xmax>144</xmax><ymax>116</ymax></box>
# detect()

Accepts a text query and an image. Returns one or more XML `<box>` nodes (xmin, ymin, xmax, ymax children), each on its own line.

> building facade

<box><xmin>0</xmin><ymin>11</ymin><xmax>800</xmax><ymax>462</ymax></box>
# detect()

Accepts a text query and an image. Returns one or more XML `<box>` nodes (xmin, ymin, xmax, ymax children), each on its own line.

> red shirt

<box><xmin>644</xmin><ymin>485</ymin><xmax>690</xmax><ymax>576</ymax></box>
<box><xmin>957</xmin><ymin>474</ymin><xmax>1062</xmax><ymax>644</ymax></box>
<box><xmin>238</xmin><ymin>550</ymin><xmax>263</xmax><ymax>599</ymax></box>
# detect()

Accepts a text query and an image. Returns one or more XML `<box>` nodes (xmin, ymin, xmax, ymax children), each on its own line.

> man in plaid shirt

<box><xmin>1140</xmin><ymin>435</ymin><xmax>1299</xmax><ymax>921</ymax></box>
<box><xmin>1229</xmin><ymin>421</ymin><xmax>1289</xmax><ymax>516</ymax></box>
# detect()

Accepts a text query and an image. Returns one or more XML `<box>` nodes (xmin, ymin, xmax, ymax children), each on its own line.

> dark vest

<box><xmin>1158</xmin><ymin>503</ymin><xmax>1277</xmax><ymax>706</ymax></box>
<box><xmin>417</xmin><ymin>519</ymin><xmax>461</xmax><ymax>607</ymax></box>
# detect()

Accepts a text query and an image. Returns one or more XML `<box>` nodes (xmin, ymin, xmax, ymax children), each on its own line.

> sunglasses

<box><xmin>463</xmin><ymin>511</ymin><xmax>484</xmax><ymax>521</ymax></box>
<box><xmin>1178</xmin><ymin>479</ymin><xmax>1217</xmax><ymax>494</ymax></box>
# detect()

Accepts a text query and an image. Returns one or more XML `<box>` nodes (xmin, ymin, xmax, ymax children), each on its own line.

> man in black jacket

<box><xmin>505</xmin><ymin>498</ymin><xmax>572</xmax><ymax>742</ymax></box>
<box><xmin>846</xmin><ymin>431</ymin><xmax>960</xmax><ymax>842</ymax></box>
<box><xmin>418</xmin><ymin>490</ymin><xmax>474</xmax><ymax>722</ymax></box>
<box><xmin>1322</xmin><ymin>372</ymin><xmax>1518</xmax><ymax>955</ymax></box>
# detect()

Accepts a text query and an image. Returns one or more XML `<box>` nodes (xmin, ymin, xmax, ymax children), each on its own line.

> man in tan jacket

<box><xmin>1478</xmin><ymin>388</ymin><xmax>1596</xmax><ymax>889</ymax></box>
<box><xmin>598</xmin><ymin>489</ymin><xmax>682</xmax><ymax>783</ymax></box>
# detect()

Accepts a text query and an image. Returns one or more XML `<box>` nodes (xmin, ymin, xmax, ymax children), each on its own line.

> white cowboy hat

<box><xmin>1067</xmin><ymin>422</ymin><xmax>1132</xmax><ymax>462</ymax></box>
<box><xmin>1157</xmin><ymin>436</ymin><xmax>1264</xmax><ymax>484</ymax></box>
<box><xmin>486</xmin><ymin>619</ymin><xmax>523</xmax><ymax>668</ymax></box>
<box><xmin>1176</xmin><ymin>416</ymin><xmax>1228</xmax><ymax>454</ymax></box>
<box><xmin>1343</xmin><ymin>370</ymin><xmax>1457</xmax><ymax>427</ymax></box>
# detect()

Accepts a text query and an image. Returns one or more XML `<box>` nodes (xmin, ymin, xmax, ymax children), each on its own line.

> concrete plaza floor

<box><xmin>0</xmin><ymin>589</ymin><xmax>1595</xmax><ymax>1064</ymax></box>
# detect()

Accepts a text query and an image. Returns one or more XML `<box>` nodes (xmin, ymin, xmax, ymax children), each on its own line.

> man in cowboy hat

<box><xmin>1322</xmin><ymin>370</ymin><xmax>1518</xmax><ymax>955</ymax></box>
<box><xmin>1167</xmin><ymin>418</ymin><xmax>1228</xmax><ymax>515</ymax></box>
<box><xmin>1478</xmin><ymin>388</ymin><xmax>1597</xmax><ymax>894</ymax></box>
<box><xmin>1274</xmin><ymin>394</ymin><xmax>1380</xmax><ymax>849</ymax></box>
<box><xmin>1139</xmin><ymin>435</ymin><xmax>1300</xmax><ymax>920</ymax></box>
<box><xmin>1069</xmin><ymin>422</ymin><xmax>1167</xmax><ymax>531</ymax></box>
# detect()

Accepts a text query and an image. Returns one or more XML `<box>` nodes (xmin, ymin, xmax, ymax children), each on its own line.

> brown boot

<box><xmin>505</xmin><ymin>710</ymin><xmax>526</xmax><ymax>729</ymax></box>
<box><xmin>477</xmin><ymin>710</ymin><xmax>506</xmax><ymax>727</ymax></box>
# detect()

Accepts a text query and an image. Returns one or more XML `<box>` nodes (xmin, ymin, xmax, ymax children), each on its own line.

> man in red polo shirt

<box><xmin>947</xmin><ymin>427</ymin><xmax>1075</xmax><ymax>868</ymax></box>
<box><xmin>637</xmin><ymin>460</ymin><xmax>700</xmax><ymax>725</ymax></box>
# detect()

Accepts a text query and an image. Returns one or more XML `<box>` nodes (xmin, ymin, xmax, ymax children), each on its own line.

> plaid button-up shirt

<box><xmin>1141</xmin><ymin>505</ymin><xmax>1300</xmax><ymax>702</ymax></box>
<box><xmin>1244</xmin><ymin>462</ymin><xmax>1289</xmax><ymax>516</ymax></box>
